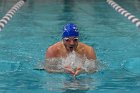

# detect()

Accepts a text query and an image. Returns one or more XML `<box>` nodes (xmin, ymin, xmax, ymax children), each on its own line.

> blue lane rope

<box><xmin>0</xmin><ymin>0</ymin><xmax>26</xmax><ymax>31</ymax></box>
<box><xmin>106</xmin><ymin>0</ymin><xmax>140</xmax><ymax>28</ymax></box>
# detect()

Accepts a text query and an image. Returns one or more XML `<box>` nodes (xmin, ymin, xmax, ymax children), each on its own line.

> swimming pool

<box><xmin>0</xmin><ymin>0</ymin><xmax>140</xmax><ymax>93</ymax></box>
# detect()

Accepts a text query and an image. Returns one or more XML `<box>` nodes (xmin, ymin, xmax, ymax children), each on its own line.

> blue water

<box><xmin>0</xmin><ymin>0</ymin><xmax>140</xmax><ymax>93</ymax></box>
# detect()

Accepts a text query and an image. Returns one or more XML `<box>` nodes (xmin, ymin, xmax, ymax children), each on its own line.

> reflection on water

<box><xmin>62</xmin><ymin>76</ymin><xmax>95</xmax><ymax>92</ymax></box>
<box><xmin>0</xmin><ymin>67</ymin><xmax>140</xmax><ymax>93</ymax></box>
<box><xmin>44</xmin><ymin>73</ymin><xmax>97</xmax><ymax>92</ymax></box>
<box><xmin>43</xmin><ymin>68</ymin><xmax>140</xmax><ymax>92</ymax></box>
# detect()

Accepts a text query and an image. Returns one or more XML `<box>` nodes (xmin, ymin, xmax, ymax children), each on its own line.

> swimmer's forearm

<box><xmin>64</xmin><ymin>66</ymin><xmax>75</xmax><ymax>75</ymax></box>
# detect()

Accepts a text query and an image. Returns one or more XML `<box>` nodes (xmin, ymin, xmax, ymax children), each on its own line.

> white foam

<box><xmin>46</xmin><ymin>51</ymin><xmax>97</xmax><ymax>73</ymax></box>
<box><xmin>61</xmin><ymin>51</ymin><xmax>83</xmax><ymax>69</ymax></box>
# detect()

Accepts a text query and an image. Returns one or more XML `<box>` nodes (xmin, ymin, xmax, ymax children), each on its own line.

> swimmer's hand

<box><xmin>73</xmin><ymin>67</ymin><xmax>81</xmax><ymax>77</ymax></box>
<box><xmin>64</xmin><ymin>66</ymin><xmax>75</xmax><ymax>75</ymax></box>
<box><xmin>64</xmin><ymin>66</ymin><xmax>81</xmax><ymax>77</ymax></box>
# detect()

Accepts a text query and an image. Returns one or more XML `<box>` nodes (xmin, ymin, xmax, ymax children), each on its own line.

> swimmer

<box><xmin>46</xmin><ymin>23</ymin><xmax>96</xmax><ymax>77</ymax></box>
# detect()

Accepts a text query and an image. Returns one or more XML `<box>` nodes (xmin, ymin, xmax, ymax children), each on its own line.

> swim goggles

<box><xmin>63</xmin><ymin>37</ymin><xmax>79</xmax><ymax>42</ymax></box>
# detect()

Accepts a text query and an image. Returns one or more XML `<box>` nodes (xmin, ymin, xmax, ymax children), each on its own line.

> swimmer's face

<box><xmin>63</xmin><ymin>36</ymin><xmax>79</xmax><ymax>52</ymax></box>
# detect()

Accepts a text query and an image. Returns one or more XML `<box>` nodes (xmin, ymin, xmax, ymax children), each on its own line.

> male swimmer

<box><xmin>46</xmin><ymin>23</ymin><xmax>96</xmax><ymax>77</ymax></box>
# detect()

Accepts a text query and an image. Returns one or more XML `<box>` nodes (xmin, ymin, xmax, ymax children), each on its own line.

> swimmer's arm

<box><xmin>88</xmin><ymin>47</ymin><xmax>96</xmax><ymax>62</ymax></box>
<box><xmin>64</xmin><ymin>66</ymin><xmax>82</xmax><ymax>77</ymax></box>
<box><xmin>64</xmin><ymin>66</ymin><xmax>75</xmax><ymax>75</ymax></box>
<box><xmin>64</xmin><ymin>66</ymin><xmax>87</xmax><ymax>77</ymax></box>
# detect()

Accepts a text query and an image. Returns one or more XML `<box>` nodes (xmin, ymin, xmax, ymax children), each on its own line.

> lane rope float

<box><xmin>0</xmin><ymin>0</ymin><xmax>26</xmax><ymax>31</ymax></box>
<box><xmin>106</xmin><ymin>0</ymin><xmax>140</xmax><ymax>28</ymax></box>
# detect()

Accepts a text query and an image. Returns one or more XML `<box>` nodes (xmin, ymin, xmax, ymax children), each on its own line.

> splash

<box><xmin>45</xmin><ymin>51</ymin><xmax>97</xmax><ymax>73</ymax></box>
<box><xmin>60</xmin><ymin>51</ymin><xmax>83</xmax><ymax>70</ymax></box>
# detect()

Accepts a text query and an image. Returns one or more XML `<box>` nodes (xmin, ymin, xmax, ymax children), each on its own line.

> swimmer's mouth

<box><xmin>69</xmin><ymin>46</ymin><xmax>74</xmax><ymax>51</ymax></box>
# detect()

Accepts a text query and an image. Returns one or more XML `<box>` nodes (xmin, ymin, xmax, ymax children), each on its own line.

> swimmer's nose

<box><xmin>69</xmin><ymin>40</ymin><xmax>74</xmax><ymax>45</ymax></box>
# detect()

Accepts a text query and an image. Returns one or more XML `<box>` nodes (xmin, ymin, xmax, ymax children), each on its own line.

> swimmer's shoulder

<box><xmin>46</xmin><ymin>42</ymin><xmax>64</xmax><ymax>58</ymax></box>
<box><xmin>48</xmin><ymin>41</ymin><xmax>63</xmax><ymax>52</ymax></box>
<box><xmin>78</xmin><ymin>42</ymin><xmax>96</xmax><ymax>60</ymax></box>
<box><xmin>78</xmin><ymin>42</ymin><xmax>94</xmax><ymax>54</ymax></box>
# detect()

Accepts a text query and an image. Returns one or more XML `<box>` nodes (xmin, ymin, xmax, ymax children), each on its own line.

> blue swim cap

<box><xmin>62</xmin><ymin>23</ymin><xmax>79</xmax><ymax>38</ymax></box>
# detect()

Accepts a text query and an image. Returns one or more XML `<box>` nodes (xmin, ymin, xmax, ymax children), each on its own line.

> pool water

<box><xmin>0</xmin><ymin>0</ymin><xmax>140</xmax><ymax>93</ymax></box>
